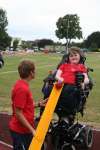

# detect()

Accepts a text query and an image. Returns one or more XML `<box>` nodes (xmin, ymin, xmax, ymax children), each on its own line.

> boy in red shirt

<box><xmin>55</xmin><ymin>47</ymin><xmax>89</xmax><ymax>117</ymax></box>
<box><xmin>9</xmin><ymin>60</ymin><xmax>40</xmax><ymax>150</ymax></box>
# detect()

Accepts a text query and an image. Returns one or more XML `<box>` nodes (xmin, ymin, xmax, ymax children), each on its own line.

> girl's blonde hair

<box><xmin>68</xmin><ymin>47</ymin><xmax>83</xmax><ymax>56</ymax></box>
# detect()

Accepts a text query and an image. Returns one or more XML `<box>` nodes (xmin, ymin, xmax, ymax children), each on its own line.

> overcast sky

<box><xmin>0</xmin><ymin>0</ymin><xmax>100</xmax><ymax>42</ymax></box>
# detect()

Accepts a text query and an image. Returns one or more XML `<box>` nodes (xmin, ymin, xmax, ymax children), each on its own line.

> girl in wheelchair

<box><xmin>41</xmin><ymin>47</ymin><xmax>93</xmax><ymax>118</ymax></box>
<box><xmin>55</xmin><ymin>47</ymin><xmax>90</xmax><ymax>120</ymax></box>
<box><xmin>40</xmin><ymin>47</ymin><xmax>93</xmax><ymax>150</ymax></box>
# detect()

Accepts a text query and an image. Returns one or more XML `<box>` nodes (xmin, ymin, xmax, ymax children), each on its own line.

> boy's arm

<box><xmin>35</xmin><ymin>99</ymin><xmax>48</xmax><ymax>107</ymax></box>
<box><xmin>15</xmin><ymin>107</ymin><xmax>35</xmax><ymax>136</ymax></box>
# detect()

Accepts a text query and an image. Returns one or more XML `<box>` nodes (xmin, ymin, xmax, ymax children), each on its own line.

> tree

<box><xmin>0</xmin><ymin>8</ymin><xmax>11</xmax><ymax>50</ymax></box>
<box><xmin>38</xmin><ymin>39</ymin><xmax>54</xmax><ymax>48</ymax></box>
<box><xmin>85</xmin><ymin>31</ymin><xmax>100</xmax><ymax>51</ymax></box>
<box><xmin>0</xmin><ymin>8</ymin><xmax>8</xmax><ymax>31</ymax></box>
<box><xmin>13</xmin><ymin>39</ymin><xmax>19</xmax><ymax>51</ymax></box>
<box><xmin>55</xmin><ymin>14</ymin><xmax>82</xmax><ymax>52</ymax></box>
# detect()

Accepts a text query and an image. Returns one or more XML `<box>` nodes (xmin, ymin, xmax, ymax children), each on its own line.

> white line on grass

<box><xmin>0</xmin><ymin>64</ymin><xmax>55</xmax><ymax>75</ymax></box>
<box><xmin>0</xmin><ymin>70</ymin><xmax>17</xmax><ymax>74</ymax></box>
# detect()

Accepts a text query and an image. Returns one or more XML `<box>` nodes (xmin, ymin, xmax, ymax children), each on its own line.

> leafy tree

<box><xmin>55</xmin><ymin>14</ymin><xmax>82</xmax><ymax>52</ymax></box>
<box><xmin>0</xmin><ymin>30</ymin><xmax>11</xmax><ymax>50</ymax></box>
<box><xmin>90</xmin><ymin>42</ymin><xmax>98</xmax><ymax>51</ymax></box>
<box><xmin>37</xmin><ymin>39</ymin><xmax>54</xmax><ymax>48</ymax></box>
<box><xmin>0</xmin><ymin>8</ymin><xmax>11</xmax><ymax>50</ymax></box>
<box><xmin>0</xmin><ymin>8</ymin><xmax>8</xmax><ymax>31</ymax></box>
<box><xmin>13</xmin><ymin>39</ymin><xmax>19</xmax><ymax>51</ymax></box>
<box><xmin>21</xmin><ymin>39</ymin><xmax>54</xmax><ymax>50</ymax></box>
<box><xmin>85</xmin><ymin>31</ymin><xmax>100</xmax><ymax>51</ymax></box>
<box><xmin>21</xmin><ymin>41</ymin><xmax>28</xmax><ymax>49</ymax></box>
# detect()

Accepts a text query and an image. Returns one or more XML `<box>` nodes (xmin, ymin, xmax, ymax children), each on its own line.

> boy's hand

<box><xmin>38</xmin><ymin>98</ymin><xmax>48</xmax><ymax>107</ymax></box>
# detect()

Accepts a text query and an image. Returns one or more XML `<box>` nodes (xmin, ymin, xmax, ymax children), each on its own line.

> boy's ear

<box><xmin>30</xmin><ymin>71</ymin><xmax>34</xmax><ymax>75</ymax></box>
<box><xmin>30</xmin><ymin>71</ymin><xmax>35</xmax><ymax>78</ymax></box>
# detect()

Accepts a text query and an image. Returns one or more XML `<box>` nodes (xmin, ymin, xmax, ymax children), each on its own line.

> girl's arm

<box><xmin>55</xmin><ymin>69</ymin><xmax>64</xmax><ymax>82</ymax></box>
<box><xmin>81</xmin><ymin>73</ymin><xmax>89</xmax><ymax>89</ymax></box>
<box><xmin>15</xmin><ymin>108</ymin><xmax>35</xmax><ymax>136</ymax></box>
<box><xmin>83</xmin><ymin>73</ymin><xmax>89</xmax><ymax>84</ymax></box>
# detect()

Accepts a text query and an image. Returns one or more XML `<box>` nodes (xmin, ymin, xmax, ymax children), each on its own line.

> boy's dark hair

<box><xmin>18</xmin><ymin>60</ymin><xmax>35</xmax><ymax>78</ymax></box>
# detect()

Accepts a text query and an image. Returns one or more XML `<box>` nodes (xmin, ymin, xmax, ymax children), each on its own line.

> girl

<box><xmin>55</xmin><ymin>47</ymin><xmax>89</xmax><ymax>117</ymax></box>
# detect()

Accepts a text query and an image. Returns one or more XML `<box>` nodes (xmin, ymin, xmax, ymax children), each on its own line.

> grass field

<box><xmin>0</xmin><ymin>52</ymin><xmax>100</xmax><ymax>125</ymax></box>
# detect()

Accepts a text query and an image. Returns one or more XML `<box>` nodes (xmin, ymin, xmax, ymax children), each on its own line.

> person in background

<box><xmin>0</xmin><ymin>51</ymin><xmax>4</xmax><ymax>68</ymax></box>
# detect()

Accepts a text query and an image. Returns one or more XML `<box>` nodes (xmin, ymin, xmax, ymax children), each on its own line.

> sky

<box><xmin>0</xmin><ymin>0</ymin><xmax>100</xmax><ymax>42</ymax></box>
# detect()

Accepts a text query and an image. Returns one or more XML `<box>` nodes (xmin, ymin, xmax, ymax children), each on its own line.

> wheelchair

<box><xmin>49</xmin><ymin>118</ymin><xmax>93</xmax><ymax>150</ymax></box>
<box><xmin>41</xmin><ymin>69</ymin><xmax>93</xmax><ymax>150</ymax></box>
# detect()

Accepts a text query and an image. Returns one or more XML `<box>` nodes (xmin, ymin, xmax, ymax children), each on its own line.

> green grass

<box><xmin>0</xmin><ymin>52</ymin><xmax>100</xmax><ymax>124</ymax></box>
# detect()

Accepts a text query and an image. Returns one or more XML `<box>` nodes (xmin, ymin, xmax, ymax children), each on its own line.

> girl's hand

<box><xmin>81</xmin><ymin>83</ymin><xmax>85</xmax><ymax>89</ymax></box>
<box><xmin>55</xmin><ymin>80</ymin><xmax>63</xmax><ymax>89</ymax></box>
<box><xmin>32</xmin><ymin>128</ymin><xmax>36</xmax><ymax>136</ymax></box>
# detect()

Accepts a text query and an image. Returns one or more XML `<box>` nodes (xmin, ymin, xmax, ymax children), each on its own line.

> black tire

<box><xmin>41</xmin><ymin>140</ymin><xmax>48</xmax><ymax>150</ymax></box>
<box><xmin>82</xmin><ymin>126</ymin><xmax>93</xmax><ymax>149</ymax></box>
<box><xmin>61</xmin><ymin>144</ymin><xmax>76</xmax><ymax>150</ymax></box>
<box><xmin>54</xmin><ymin>135</ymin><xmax>60</xmax><ymax>150</ymax></box>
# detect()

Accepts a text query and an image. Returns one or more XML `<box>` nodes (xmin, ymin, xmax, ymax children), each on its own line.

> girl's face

<box><xmin>69</xmin><ymin>53</ymin><xmax>80</xmax><ymax>64</ymax></box>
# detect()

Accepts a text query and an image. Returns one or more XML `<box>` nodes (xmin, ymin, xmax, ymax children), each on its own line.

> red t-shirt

<box><xmin>9</xmin><ymin>80</ymin><xmax>35</xmax><ymax>133</ymax></box>
<box><xmin>59</xmin><ymin>63</ymin><xmax>87</xmax><ymax>84</ymax></box>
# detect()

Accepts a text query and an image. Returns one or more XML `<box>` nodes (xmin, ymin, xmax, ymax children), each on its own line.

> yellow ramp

<box><xmin>29</xmin><ymin>84</ymin><xmax>63</xmax><ymax>150</ymax></box>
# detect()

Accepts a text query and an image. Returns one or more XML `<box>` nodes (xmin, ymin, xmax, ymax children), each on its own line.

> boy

<box><xmin>9</xmin><ymin>60</ymin><xmax>40</xmax><ymax>150</ymax></box>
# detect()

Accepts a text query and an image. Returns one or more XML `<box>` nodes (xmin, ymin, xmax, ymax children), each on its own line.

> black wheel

<box><xmin>41</xmin><ymin>141</ymin><xmax>47</xmax><ymax>150</ymax></box>
<box><xmin>54</xmin><ymin>135</ymin><xmax>60</xmax><ymax>150</ymax></box>
<box><xmin>61</xmin><ymin>144</ymin><xmax>76</xmax><ymax>150</ymax></box>
<box><xmin>82</xmin><ymin>126</ymin><xmax>93</xmax><ymax>149</ymax></box>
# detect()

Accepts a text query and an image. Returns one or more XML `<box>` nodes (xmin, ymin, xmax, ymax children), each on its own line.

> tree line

<box><xmin>0</xmin><ymin>8</ymin><xmax>100</xmax><ymax>52</ymax></box>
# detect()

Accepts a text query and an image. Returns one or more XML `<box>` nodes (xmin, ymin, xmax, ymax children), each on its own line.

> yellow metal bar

<box><xmin>29</xmin><ymin>84</ymin><xmax>63</xmax><ymax>150</ymax></box>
